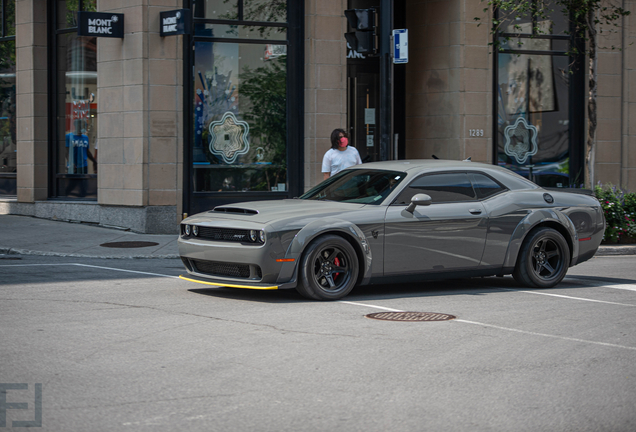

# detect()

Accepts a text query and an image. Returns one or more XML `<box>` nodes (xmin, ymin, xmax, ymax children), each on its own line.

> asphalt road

<box><xmin>1</xmin><ymin>254</ymin><xmax>635</xmax><ymax>432</ymax></box>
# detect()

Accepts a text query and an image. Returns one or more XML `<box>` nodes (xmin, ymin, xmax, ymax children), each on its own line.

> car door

<box><xmin>383</xmin><ymin>172</ymin><xmax>488</xmax><ymax>275</ymax></box>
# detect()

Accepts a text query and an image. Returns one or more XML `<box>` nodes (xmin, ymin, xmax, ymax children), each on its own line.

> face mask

<box><xmin>339</xmin><ymin>137</ymin><xmax>348</xmax><ymax>148</ymax></box>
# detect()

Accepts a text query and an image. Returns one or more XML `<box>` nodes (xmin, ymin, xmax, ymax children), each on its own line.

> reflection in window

<box><xmin>57</xmin><ymin>0</ymin><xmax>96</xmax><ymax>29</ymax></box>
<box><xmin>499</xmin><ymin>0</ymin><xmax>569</xmax><ymax>36</ymax></box>
<box><xmin>394</xmin><ymin>173</ymin><xmax>476</xmax><ymax>204</ymax></box>
<box><xmin>193</xmin><ymin>42</ymin><xmax>287</xmax><ymax>193</ymax></box>
<box><xmin>244</xmin><ymin>0</ymin><xmax>287</xmax><ymax>22</ymax></box>
<box><xmin>301</xmin><ymin>169</ymin><xmax>406</xmax><ymax>204</ymax></box>
<box><xmin>54</xmin><ymin>17</ymin><xmax>98</xmax><ymax>198</ymax></box>
<box><xmin>194</xmin><ymin>0</ymin><xmax>238</xmax><ymax>20</ymax></box>
<box><xmin>193</xmin><ymin>0</ymin><xmax>286</xmax><ymax>22</ymax></box>
<box><xmin>0</xmin><ymin>0</ymin><xmax>16</xmax><ymax>196</ymax></box>
<box><xmin>497</xmin><ymin>53</ymin><xmax>570</xmax><ymax>187</ymax></box>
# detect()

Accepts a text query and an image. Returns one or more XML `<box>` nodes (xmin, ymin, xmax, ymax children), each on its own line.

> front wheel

<box><xmin>513</xmin><ymin>227</ymin><xmax>570</xmax><ymax>288</ymax></box>
<box><xmin>296</xmin><ymin>234</ymin><xmax>359</xmax><ymax>300</ymax></box>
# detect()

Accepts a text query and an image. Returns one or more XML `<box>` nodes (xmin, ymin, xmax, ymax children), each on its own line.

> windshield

<box><xmin>300</xmin><ymin>169</ymin><xmax>407</xmax><ymax>204</ymax></box>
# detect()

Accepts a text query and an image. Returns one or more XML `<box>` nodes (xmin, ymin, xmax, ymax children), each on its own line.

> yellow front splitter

<box><xmin>179</xmin><ymin>275</ymin><xmax>279</xmax><ymax>290</ymax></box>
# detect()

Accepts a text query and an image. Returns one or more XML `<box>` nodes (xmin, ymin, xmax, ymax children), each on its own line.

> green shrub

<box><xmin>594</xmin><ymin>183</ymin><xmax>627</xmax><ymax>243</ymax></box>
<box><xmin>624</xmin><ymin>193</ymin><xmax>636</xmax><ymax>238</ymax></box>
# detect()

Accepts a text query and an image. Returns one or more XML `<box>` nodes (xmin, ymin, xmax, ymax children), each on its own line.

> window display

<box><xmin>193</xmin><ymin>41</ymin><xmax>287</xmax><ymax>193</ymax></box>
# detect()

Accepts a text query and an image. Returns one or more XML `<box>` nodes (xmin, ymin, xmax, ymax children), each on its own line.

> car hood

<box><xmin>186</xmin><ymin>199</ymin><xmax>369</xmax><ymax>225</ymax></box>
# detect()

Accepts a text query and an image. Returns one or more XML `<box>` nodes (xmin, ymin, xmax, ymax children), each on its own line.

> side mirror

<box><xmin>406</xmin><ymin>193</ymin><xmax>432</xmax><ymax>213</ymax></box>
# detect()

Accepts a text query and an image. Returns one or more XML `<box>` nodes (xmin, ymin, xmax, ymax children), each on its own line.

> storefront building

<box><xmin>1</xmin><ymin>0</ymin><xmax>635</xmax><ymax>233</ymax></box>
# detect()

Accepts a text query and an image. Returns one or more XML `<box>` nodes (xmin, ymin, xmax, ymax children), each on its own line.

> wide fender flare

<box><xmin>503</xmin><ymin>209</ymin><xmax>579</xmax><ymax>269</ymax></box>
<box><xmin>275</xmin><ymin>218</ymin><xmax>372</xmax><ymax>287</ymax></box>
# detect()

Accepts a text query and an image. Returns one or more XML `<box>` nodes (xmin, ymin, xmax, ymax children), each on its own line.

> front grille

<box><xmin>191</xmin><ymin>259</ymin><xmax>261</xmax><ymax>280</ymax></box>
<box><xmin>197</xmin><ymin>227</ymin><xmax>251</xmax><ymax>243</ymax></box>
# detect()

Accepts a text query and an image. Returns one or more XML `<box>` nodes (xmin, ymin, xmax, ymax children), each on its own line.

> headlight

<box><xmin>192</xmin><ymin>225</ymin><xmax>199</xmax><ymax>236</ymax></box>
<box><xmin>259</xmin><ymin>230</ymin><xmax>265</xmax><ymax>243</ymax></box>
<box><xmin>184</xmin><ymin>224</ymin><xmax>191</xmax><ymax>236</ymax></box>
<box><xmin>250</xmin><ymin>230</ymin><xmax>257</xmax><ymax>242</ymax></box>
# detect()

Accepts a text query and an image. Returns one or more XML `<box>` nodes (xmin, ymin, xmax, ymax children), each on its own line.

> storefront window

<box><xmin>191</xmin><ymin>0</ymin><xmax>288</xmax><ymax>196</ymax></box>
<box><xmin>192</xmin><ymin>41</ymin><xmax>287</xmax><ymax>193</ymax></box>
<box><xmin>496</xmin><ymin>4</ymin><xmax>577</xmax><ymax>187</ymax></box>
<box><xmin>52</xmin><ymin>0</ymin><xmax>98</xmax><ymax>199</ymax></box>
<box><xmin>0</xmin><ymin>0</ymin><xmax>16</xmax><ymax>196</ymax></box>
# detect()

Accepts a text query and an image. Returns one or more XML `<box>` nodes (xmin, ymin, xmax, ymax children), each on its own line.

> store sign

<box><xmin>160</xmin><ymin>9</ymin><xmax>191</xmax><ymax>37</ymax></box>
<box><xmin>77</xmin><ymin>12</ymin><xmax>124</xmax><ymax>38</ymax></box>
<box><xmin>392</xmin><ymin>29</ymin><xmax>408</xmax><ymax>64</ymax></box>
<box><xmin>504</xmin><ymin>117</ymin><xmax>539</xmax><ymax>164</ymax></box>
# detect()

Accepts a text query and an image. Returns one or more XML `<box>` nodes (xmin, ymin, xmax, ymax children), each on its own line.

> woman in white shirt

<box><xmin>321</xmin><ymin>128</ymin><xmax>362</xmax><ymax>180</ymax></box>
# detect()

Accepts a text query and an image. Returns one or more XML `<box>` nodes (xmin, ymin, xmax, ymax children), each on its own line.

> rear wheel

<box><xmin>513</xmin><ymin>227</ymin><xmax>570</xmax><ymax>288</ymax></box>
<box><xmin>296</xmin><ymin>234</ymin><xmax>359</xmax><ymax>300</ymax></box>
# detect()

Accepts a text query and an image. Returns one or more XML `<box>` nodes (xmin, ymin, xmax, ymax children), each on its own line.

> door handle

<box><xmin>469</xmin><ymin>208</ymin><xmax>482</xmax><ymax>215</ymax></box>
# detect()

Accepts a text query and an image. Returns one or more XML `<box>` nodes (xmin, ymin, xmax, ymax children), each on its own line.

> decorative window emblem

<box><xmin>208</xmin><ymin>112</ymin><xmax>250</xmax><ymax>164</ymax></box>
<box><xmin>504</xmin><ymin>117</ymin><xmax>538</xmax><ymax>164</ymax></box>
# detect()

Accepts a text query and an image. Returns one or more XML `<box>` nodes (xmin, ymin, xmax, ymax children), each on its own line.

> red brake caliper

<box><xmin>333</xmin><ymin>257</ymin><xmax>340</xmax><ymax>281</ymax></box>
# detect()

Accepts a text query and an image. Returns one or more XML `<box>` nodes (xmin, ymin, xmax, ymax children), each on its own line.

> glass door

<box><xmin>347</xmin><ymin>63</ymin><xmax>379</xmax><ymax>163</ymax></box>
<box><xmin>185</xmin><ymin>0</ymin><xmax>303</xmax><ymax>216</ymax></box>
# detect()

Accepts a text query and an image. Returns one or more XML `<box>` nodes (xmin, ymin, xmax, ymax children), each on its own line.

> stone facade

<box><xmin>405</xmin><ymin>0</ymin><xmax>492</xmax><ymax>163</ymax></box>
<box><xmin>6</xmin><ymin>0</ymin><xmax>182</xmax><ymax>233</ymax></box>
<box><xmin>5</xmin><ymin>0</ymin><xmax>636</xmax><ymax>233</ymax></box>
<box><xmin>304</xmin><ymin>0</ymin><xmax>348</xmax><ymax>190</ymax></box>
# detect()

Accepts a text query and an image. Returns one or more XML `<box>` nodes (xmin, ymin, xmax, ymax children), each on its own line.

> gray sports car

<box><xmin>178</xmin><ymin>160</ymin><xmax>605</xmax><ymax>300</ymax></box>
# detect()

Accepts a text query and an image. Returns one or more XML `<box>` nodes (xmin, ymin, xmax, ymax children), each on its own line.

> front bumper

<box><xmin>178</xmin><ymin>233</ymin><xmax>298</xmax><ymax>288</ymax></box>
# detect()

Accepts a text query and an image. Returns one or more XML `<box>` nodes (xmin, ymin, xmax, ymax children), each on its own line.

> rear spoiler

<box><xmin>543</xmin><ymin>187</ymin><xmax>594</xmax><ymax>196</ymax></box>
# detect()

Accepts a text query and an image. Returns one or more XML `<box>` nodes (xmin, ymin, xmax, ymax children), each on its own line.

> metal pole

<box><xmin>379</xmin><ymin>0</ymin><xmax>393</xmax><ymax>161</ymax></box>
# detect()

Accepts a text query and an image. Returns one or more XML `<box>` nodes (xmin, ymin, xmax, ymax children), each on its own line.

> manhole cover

<box><xmin>366</xmin><ymin>312</ymin><xmax>456</xmax><ymax>322</ymax></box>
<box><xmin>99</xmin><ymin>241</ymin><xmax>159</xmax><ymax>249</ymax></box>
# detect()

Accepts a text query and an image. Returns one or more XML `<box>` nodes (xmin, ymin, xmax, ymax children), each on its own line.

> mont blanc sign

<box><xmin>78</xmin><ymin>12</ymin><xmax>124</xmax><ymax>38</ymax></box>
<box><xmin>160</xmin><ymin>9</ymin><xmax>191</xmax><ymax>37</ymax></box>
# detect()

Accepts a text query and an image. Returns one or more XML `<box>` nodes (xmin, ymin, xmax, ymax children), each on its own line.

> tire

<box><xmin>296</xmin><ymin>234</ymin><xmax>359</xmax><ymax>301</ymax></box>
<box><xmin>513</xmin><ymin>227</ymin><xmax>570</xmax><ymax>288</ymax></box>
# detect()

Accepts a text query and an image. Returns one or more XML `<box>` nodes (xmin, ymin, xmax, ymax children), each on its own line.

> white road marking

<box><xmin>339</xmin><ymin>301</ymin><xmax>636</xmax><ymax>351</ymax></box>
<box><xmin>0</xmin><ymin>262</ymin><xmax>180</xmax><ymax>279</ymax></box>
<box><xmin>591</xmin><ymin>284</ymin><xmax>636</xmax><ymax>292</ymax></box>
<box><xmin>71</xmin><ymin>263</ymin><xmax>180</xmax><ymax>279</ymax></box>
<box><xmin>505</xmin><ymin>289</ymin><xmax>636</xmax><ymax>307</ymax></box>
<box><xmin>2</xmin><ymin>262</ymin><xmax>636</xmax><ymax>350</ymax></box>
<box><xmin>455</xmin><ymin>319</ymin><xmax>636</xmax><ymax>351</ymax></box>
<box><xmin>339</xmin><ymin>301</ymin><xmax>403</xmax><ymax>312</ymax></box>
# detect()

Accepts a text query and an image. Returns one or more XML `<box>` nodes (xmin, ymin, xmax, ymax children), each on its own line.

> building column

<box><xmin>97</xmin><ymin>0</ymin><xmax>182</xmax><ymax>232</ymax></box>
<box><xmin>15</xmin><ymin>0</ymin><xmax>48</xmax><ymax>203</ymax></box>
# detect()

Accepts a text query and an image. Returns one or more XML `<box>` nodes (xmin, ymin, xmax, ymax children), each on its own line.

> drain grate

<box><xmin>100</xmin><ymin>241</ymin><xmax>159</xmax><ymax>248</ymax></box>
<box><xmin>366</xmin><ymin>312</ymin><xmax>456</xmax><ymax>322</ymax></box>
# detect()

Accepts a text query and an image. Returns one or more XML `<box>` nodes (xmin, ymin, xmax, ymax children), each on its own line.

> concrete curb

<box><xmin>595</xmin><ymin>246</ymin><xmax>636</xmax><ymax>256</ymax></box>
<box><xmin>0</xmin><ymin>247</ymin><xmax>179</xmax><ymax>260</ymax></box>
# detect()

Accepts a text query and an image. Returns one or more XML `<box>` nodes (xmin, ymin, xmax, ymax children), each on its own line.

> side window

<box><xmin>469</xmin><ymin>173</ymin><xmax>506</xmax><ymax>200</ymax></box>
<box><xmin>393</xmin><ymin>172</ymin><xmax>476</xmax><ymax>204</ymax></box>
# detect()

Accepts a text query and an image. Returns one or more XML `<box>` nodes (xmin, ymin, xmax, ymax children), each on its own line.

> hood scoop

<box><xmin>211</xmin><ymin>206</ymin><xmax>259</xmax><ymax>215</ymax></box>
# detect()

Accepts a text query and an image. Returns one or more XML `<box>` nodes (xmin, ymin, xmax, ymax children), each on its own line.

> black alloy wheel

<box><xmin>296</xmin><ymin>234</ymin><xmax>359</xmax><ymax>300</ymax></box>
<box><xmin>513</xmin><ymin>227</ymin><xmax>570</xmax><ymax>288</ymax></box>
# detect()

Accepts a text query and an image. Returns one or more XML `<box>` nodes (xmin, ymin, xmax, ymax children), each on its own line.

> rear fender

<box><xmin>503</xmin><ymin>209</ymin><xmax>579</xmax><ymax>269</ymax></box>
<box><xmin>275</xmin><ymin>218</ymin><xmax>372</xmax><ymax>288</ymax></box>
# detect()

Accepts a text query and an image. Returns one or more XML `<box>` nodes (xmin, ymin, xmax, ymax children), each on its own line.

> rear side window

<box><xmin>393</xmin><ymin>172</ymin><xmax>476</xmax><ymax>204</ymax></box>
<box><xmin>469</xmin><ymin>173</ymin><xmax>506</xmax><ymax>199</ymax></box>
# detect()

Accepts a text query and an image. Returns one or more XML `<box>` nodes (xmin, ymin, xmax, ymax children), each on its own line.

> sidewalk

<box><xmin>0</xmin><ymin>215</ymin><xmax>178</xmax><ymax>259</ymax></box>
<box><xmin>1</xmin><ymin>214</ymin><xmax>635</xmax><ymax>259</ymax></box>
